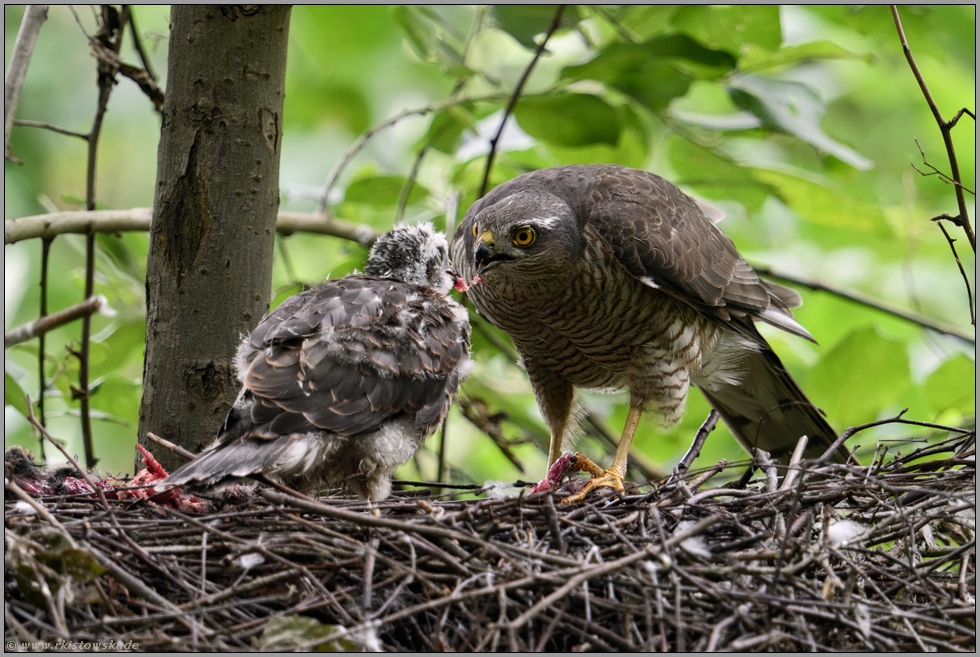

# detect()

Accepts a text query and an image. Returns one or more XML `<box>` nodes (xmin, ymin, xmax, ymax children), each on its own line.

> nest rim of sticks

<box><xmin>4</xmin><ymin>430</ymin><xmax>976</xmax><ymax>652</ymax></box>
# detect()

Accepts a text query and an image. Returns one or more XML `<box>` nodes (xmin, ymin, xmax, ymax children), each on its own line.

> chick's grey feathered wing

<box><xmin>163</xmin><ymin>274</ymin><xmax>471</xmax><ymax>500</ymax></box>
<box><xmin>241</xmin><ymin>276</ymin><xmax>469</xmax><ymax>436</ymax></box>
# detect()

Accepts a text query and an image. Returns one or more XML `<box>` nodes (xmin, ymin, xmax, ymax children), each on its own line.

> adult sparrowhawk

<box><xmin>451</xmin><ymin>165</ymin><xmax>846</xmax><ymax>503</ymax></box>
<box><xmin>162</xmin><ymin>224</ymin><xmax>473</xmax><ymax>505</ymax></box>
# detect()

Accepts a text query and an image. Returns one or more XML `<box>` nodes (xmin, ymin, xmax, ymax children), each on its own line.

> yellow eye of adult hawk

<box><xmin>512</xmin><ymin>226</ymin><xmax>536</xmax><ymax>247</ymax></box>
<box><xmin>472</xmin><ymin>224</ymin><xmax>478</xmax><ymax>237</ymax></box>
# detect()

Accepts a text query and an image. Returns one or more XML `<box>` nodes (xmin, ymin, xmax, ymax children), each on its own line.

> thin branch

<box><xmin>753</xmin><ymin>265</ymin><xmax>974</xmax><ymax>345</ymax></box>
<box><xmin>144</xmin><ymin>430</ymin><xmax>197</xmax><ymax>462</ymax></box>
<box><xmin>674</xmin><ymin>410</ymin><xmax>721</xmax><ymax>479</ymax></box>
<box><xmin>911</xmin><ymin>138</ymin><xmax>975</xmax><ymax>194</ymax></box>
<box><xmin>506</xmin><ymin>516</ymin><xmax>721</xmax><ymax>630</ymax></box>
<box><xmin>5</xmin><ymin>295</ymin><xmax>109</xmax><ymax>348</ymax></box>
<box><xmin>36</xmin><ymin>238</ymin><xmax>52</xmax><ymax>456</ymax></box>
<box><xmin>127</xmin><ymin>8</ymin><xmax>159</xmax><ymax>89</ymax></box>
<box><xmin>24</xmin><ymin>393</ymin><xmax>115</xmax><ymax>517</ymax></box>
<box><xmin>314</xmin><ymin>92</ymin><xmax>539</xmax><ymax>216</ymax></box>
<box><xmin>79</xmin><ymin>229</ymin><xmax>97</xmax><ymax>468</ymax></box>
<box><xmin>12</xmin><ymin>119</ymin><xmax>90</xmax><ymax>141</ymax></box>
<box><xmin>396</xmin><ymin>146</ymin><xmax>428</xmax><ymax>225</ymax></box>
<box><xmin>480</xmin><ymin>5</ymin><xmax>565</xmax><ymax>197</ymax></box>
<box><xmin>89</xmin><ymin>38</ymin><xmax>164</xmax><ymax>107</ymax></box>
<box><xmin>891</xmin><ymin>5</ymin><xmax>975</xmax><ymax>252</ymax></box>
<box><xmin>4</xmin><ymin>208</ymin><xmax>382</xmax><ymax>246</ymax></box>
<box><xmin>275</xmin><ymin>211</ymin><xmax>380</xmax><ymax>245</ymax></box>
<box><xmin>947</xmin><ymin>107</ymin><xmax>975</xmax><ymax>128</ymax></box>
<box><xmin>72</xmin><ymin>5</ymin><xmax>130</xmax><ymax>469</ymax></box>
<box><xmin>4</xmin><ymin>5</ymin><xmax>49</xmax><ymax>158</ymax></box>
<box><xmin>935</xmin><ymin>221</ymin><xmax>976</xmax><ymax>326</ymax></box>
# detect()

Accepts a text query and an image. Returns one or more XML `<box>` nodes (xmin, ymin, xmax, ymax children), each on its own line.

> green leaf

<box><xmin>729</xmin><ymin>75</ymin><xmax>873</xmax><ymax>170</ymax></box>
<box><xmin>670</xmin><ymin>108</ymin><xmax>764</xmax><ymax>131</ymax></box>
<box><xmin>87</xmin><ymin>376</ymin><xmax>141</xmax><ymax>425</ymax></box>
<box><xmin>393</xmin><ymin>5</ymin><xmax>470</xmax><ymax>75</ymax></box>
<box><xmin>259</xmin><ymin>615</ymin><xmax>357</xmax><ymax>652</ymax></box>
<box><xmin>673</xmin><ymin>5</ymin><xmax>781</xmax><ymax>54</ymax></box>
<box><xmin>739</xmin><ymin>41</ymin><xmax>864</xmax><ymax>73</ymax></box>
<box><xmin>668</xmin><ymin>139</ymin><xmax>777</xmax><ymax>211</ymax></box>
<box><xmin>425</xmin><ymin>104</ymin><xmax>476</xmax><ymax>154</ymax></box>
<box><xmin>923</xmin><ymin>355</ymin><xmax>976</xmax><ymax>417</ymax></box>
<box><xmin>514</xmin><ymin>94</ymin><xmax>620</xmax><ymax>148</ymax></box>
<box><xmin>563</xmin><ymin>36</ymin><xmax>736</xmax><ymax>112</ymax></box>
<box><xmin>541</xmin><ymin>103</ymin><xmax>650</xmax><ymax>168</ymax></box>
<box><xmin>490</xmin><ymin>5</ymin><xmax>579</xmax><ymax>49</ymax></box>
<box><xmin>617</xmin><ymin>6</ymin><xmax>681</xmax><ymax>41</ymax></box>
<box><xmin>807</xmin><ymin>327</ymin><xmax>912</xmax><ymax>426</ymax></box>
<box><xmin>5</xmin><ymin>371</ymin><xmax>32</xmax><ymax>418</ymax></box>
<box><xmin>394</xmin><ymin>5</ymin><xmax>437</xmax><ymax>62</ymax></box>
<box><xmin>751</xmin><ymin>169</ymin><xmax>887</xmax><ymax>231</ymax></box>
<box><xmin>344</xmin><ymin>175</ymin><xmax>430</xmax><ymax>207</ymax></box>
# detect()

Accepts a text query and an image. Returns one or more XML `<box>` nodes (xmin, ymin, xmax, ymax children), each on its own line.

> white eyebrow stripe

<box><xmin>531</xmin><ymin>216</ymin><xmax>562</xmax><ymax>229</ymax></box>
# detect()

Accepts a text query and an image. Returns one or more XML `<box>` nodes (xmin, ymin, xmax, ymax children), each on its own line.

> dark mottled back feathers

<box><xmin>161</xmin><ymin>224</ymin><xmax>472</xmax><ymax>501</ymax></box>
<box><xmin>239</xmin><ymin>277</ymin><xmax>467</xmax><ymax>439</ymax></box>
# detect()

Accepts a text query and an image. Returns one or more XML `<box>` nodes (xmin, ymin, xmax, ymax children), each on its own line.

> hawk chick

<box><xmin>162</xmin><ymin>223</ymin><xmax>472</xmax><ymax>503</ymax></box>
<box><xmin>451</xmin><ymin>165</ymin><xmax>846</xmax><ymax>503</ymax></box>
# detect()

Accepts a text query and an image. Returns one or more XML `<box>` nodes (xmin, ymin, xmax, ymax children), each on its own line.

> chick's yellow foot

<box><xmin>560</xmin><ymin>453</ymin><xmax>625</xmax><ymax>505</ymax></box>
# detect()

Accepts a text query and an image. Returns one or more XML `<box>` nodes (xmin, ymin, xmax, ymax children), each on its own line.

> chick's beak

<box><xmin>446</xmin><ymin>262</ymin><xmax>469</xmax><ymax>292</ymax></box>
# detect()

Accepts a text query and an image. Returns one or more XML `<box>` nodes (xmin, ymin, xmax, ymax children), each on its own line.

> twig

<box><xmin>3</xmin><ymin>441</ymin><xmax>973</xmax><ymax>650</ymax></box>
<box><xmin>911</xmin><ymin>138</ymin><xmax>974</xmax><ymax>194</ymax></box>
<box><xmin>5</xmin><ymin>478</ymin><xmax>64</xmax><ymax>527</ymax></box>
<box><xmin>126</xmin><ymin>8</ymin><xmax>161</xmax><ymax>110</ymax></box>
<box><xmin>5</xmin><ymin>208</ymin><xmax>381</xmax><ymax>246</ymax></box>
<box><xmin>75</xmin><ymin>5</ymin><xmax>130</xmax><ymax>469</ymax></box>
<box><xmin>935</xmin><ymin>220</ymin><xmax>976</xmax><ymax>326</ymax></box>
<box><xmin>12</xmin><ymin>119</ymin><xmax>89</xmax><ymax>141</ymax></box>
<box><xmin>479</xmin><ymin>5</ymin><xmax>565</xmax><ymax>197</ymax></box>
<box><xmin>314</xmin><ymin>92</ymin><xmax>541</xmax><ymax>215</ymax></box>
<box><xmin>891</xmin><ymin>5</ymin><xmax>975</xmax><ymax>252</ymax></box>
<box><xmin>5</xmin><ymin>295</ymin><xmax>109</xmax><ymax>348</ymax></box>
<box><xmin>754</xmin><ymin>265</ymin><xmax>974</xmax><ymax>344</ymax></box>
<box><xmin>507</xmin><ymin>515</ymin><xmax>720</xmax><ymax>630</ymax></box>
<box><xmin>36</xmin><ymin>238</ymin><xmax>52</xmax><ymax>455</ymax></box>
<box><xmin>78</xmin><ymin>231</ymin><xmax>96</xmax><ymax>468</ymax></box>
<box><xmin>674</xmin><ymin>410</ymin><xmax>720</xmax><ymax>479</ymax></box>
<box><xmin>4</xmin><ymin>5</ymin><xmax>49</xmax><ymax>157</ymax></box>
<box><xmin>259</xmin><ymin>488</ymin><xmax>580</xmax><ymax>568</ymax></box>
<box><xmin>24</xmin><ymin>394</ymin><xmax>113</xmax><ymax>516</ymax></box>
<box><xmin>145</xmin><ymin>431</ymin><xmax>197</xmax><ymax>462</ymax></box>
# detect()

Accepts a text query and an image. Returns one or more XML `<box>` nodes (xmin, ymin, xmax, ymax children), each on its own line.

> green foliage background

<box><xmin>4</xmin><ymin>5</ymin><xmax>975</xmax><ymax>484</ymax></box>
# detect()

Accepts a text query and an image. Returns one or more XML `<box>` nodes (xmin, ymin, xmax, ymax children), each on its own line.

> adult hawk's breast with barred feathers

<box><xmin>451</xmin><ymin>165</ymin><xmax>848</xmax><ymax>503</ymax></box>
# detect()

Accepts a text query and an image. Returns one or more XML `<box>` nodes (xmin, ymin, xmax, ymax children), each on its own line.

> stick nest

<box><xmin>5</xmin><ymin>434</ymin><xmax>975</xmax><ymax>652</ymax></box>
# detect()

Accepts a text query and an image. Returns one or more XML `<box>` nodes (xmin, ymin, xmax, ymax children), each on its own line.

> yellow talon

<box><xmin>560</xmin><ymin>453</ymin><xmax>626</xmax><ymax>504</ymax></box>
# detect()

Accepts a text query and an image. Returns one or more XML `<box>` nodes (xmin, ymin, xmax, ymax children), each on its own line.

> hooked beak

<box><xmin>474</xmin><ymin>229</ymin><xmax>513</xmax><ymax>274</ymax></box>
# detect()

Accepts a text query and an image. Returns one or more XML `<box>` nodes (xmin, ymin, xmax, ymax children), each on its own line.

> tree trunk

<box><xmin>138</xmin><ymin>5</ymin><xmax>291</xmax><ymax>471</ymax></box>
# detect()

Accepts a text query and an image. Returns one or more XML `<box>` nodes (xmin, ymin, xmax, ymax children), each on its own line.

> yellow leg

<box><xmin>547</xmin><ymin>428</ymin><xmax>565</xmax><ymax>466</ymax></box>
<box><xmin>561</xmin><ymin>404</ymin><xmax>642</xmax><ymax>504</ymax></box>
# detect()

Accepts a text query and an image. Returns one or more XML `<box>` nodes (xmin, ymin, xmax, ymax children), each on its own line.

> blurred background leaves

<box><xmin>4</xmin><ymin>5</ymin><xmax>975</xmax><ymax>485</ymax></box>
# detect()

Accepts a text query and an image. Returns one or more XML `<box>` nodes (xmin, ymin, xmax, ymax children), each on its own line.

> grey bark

<box><xmin>138</xmin><ymin>5</ymin><xmax>291</xmax><ymax>471</ymax></box>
